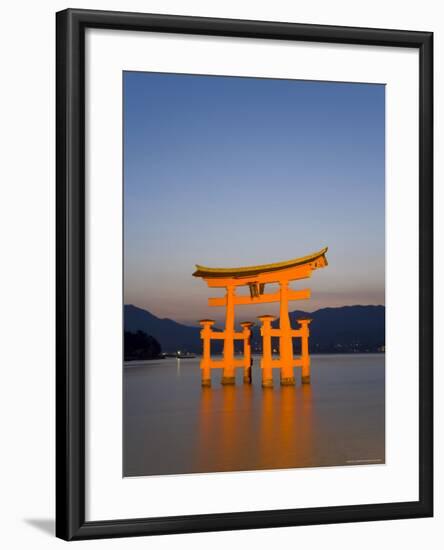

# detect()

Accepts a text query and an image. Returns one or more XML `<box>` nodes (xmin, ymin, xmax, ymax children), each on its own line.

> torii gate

<box><xmin>193</xmin><ymin>247</ymin><xmax>328</xmax><ymax>388</ymax></box>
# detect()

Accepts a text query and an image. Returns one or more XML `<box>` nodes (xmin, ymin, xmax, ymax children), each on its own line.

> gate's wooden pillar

<box><xmin>258</xmin><ymin>315</ymin><xmax>275</xmax><ymax>388</ymax></box>
<box><xmin>222</xmin><ymin>285</ymin><xmax>236</xmax><ymax>385</ymax></box>
<box><xmin>199</xmin><ymin>319</ymin><xmax>215</xmax><ymax>387</ymax></box>
<box><xmin>298</xmin><ymin>319</ymin><xmax>312</xmax><ymax>384</ymax></box>
<box><xmin>279</xmin><ymin>280</ymin><xmax>295</xmax><ymax>386</ymax></box>
<box><xmin>240</xmin><ymin>321</ymin><xmax>254</xmax><ymax>384</ymax></box>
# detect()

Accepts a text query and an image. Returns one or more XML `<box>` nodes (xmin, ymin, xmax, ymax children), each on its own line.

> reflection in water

<box><xmin>259</xmin><ymin>384</ymin><xmax>314</xmax><ymax>470</ymax></box>
<box><xmin>123</xmin><ymin>354</ymin><xmax>385</xmax><ymax>476</ymax></box>
<box><xmin>198</xmin><ymin>384</ymin><xmax>256</xmax><ymax>472</ymax></box>
<box><xmin>197</xmin><ymin>377</ymin><xmax>315</xmax><ymax>472</ymax></box>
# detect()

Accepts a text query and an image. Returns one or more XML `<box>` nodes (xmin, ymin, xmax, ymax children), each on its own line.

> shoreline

<box><xmin>124</xmin><ymin>351</ymin><xmax>386</xmax><ymax>367</ymax></box>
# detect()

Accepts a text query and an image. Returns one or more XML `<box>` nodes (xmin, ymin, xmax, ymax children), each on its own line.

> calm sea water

<box><xmin>123</xmin><ymin>354</ymin><xmax>385</xmax><ymax>477</ymax></box>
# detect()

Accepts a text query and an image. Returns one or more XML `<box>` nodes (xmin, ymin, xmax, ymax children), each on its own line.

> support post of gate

<box><xmin>298</xmin><ymin>319</ymin><xmax>312</xmax><ymax>384</ymax></box>
<box><xmin>258</xmin><ymin>315</ymin><xmax>275</xmax><ymax>388</ymax></box>
<box><xmin>222</xmin><ymin>285</ymin><xmax>236</xmax><ymax>385</ymax></box>
<box><xmin>240</xmin><ymin>321</ymin><xmax>254</xmax><ymax>384</ymax></box>
<box><xmin>279</xmin><ymin>280</ymin><xmax>295</xmax><ymax>386</ymax></box>
<box><xmin>199</xmin><ymin>319</ymin><xmax>215</xmax><ymax>387</ymax></box>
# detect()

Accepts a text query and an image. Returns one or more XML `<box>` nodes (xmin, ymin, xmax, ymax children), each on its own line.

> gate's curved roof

<box><xmin>193</xmin><ymin>247</ymin><xmax>328</xmax><ymax>279</ymax></box>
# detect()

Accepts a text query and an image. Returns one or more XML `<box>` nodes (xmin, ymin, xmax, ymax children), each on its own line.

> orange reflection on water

<box><xmin>124</xmin><ymin>355</ymin><xmax>385</xmax><ymax>477</ymax></box>
<box><xmin>197</xmin><ymin>376</ymin><xmax>315</xmax><ymax>473</ymax></box>
<box><xmin>260</xmin><ymin>383</ymin><xmax>314</xmax><ymax>470</ymax></box>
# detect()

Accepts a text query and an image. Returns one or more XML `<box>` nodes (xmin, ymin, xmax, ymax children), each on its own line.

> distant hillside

<box><xmin>298</xmin><ymin>305</ymin><xmax>384</xmax><ymax>352</ymax></box>
<box><xmin>124</xmin><ymin>330</ymin><xmax>162</xmax><ymax>361</ymax></box>
<box><xmin>250</xmin><ymin>305</ymin><xmax>385</xmax><ymax>353</ymax></box>
<box><xmin>124</xmin><ymin>304</ymin><xmax>385</xmax><ymax>355</ymax></box>
<box><xmin>124</xmin><ymin>304</ymin><xmax>222</xmax><ymax>354</ymax></box>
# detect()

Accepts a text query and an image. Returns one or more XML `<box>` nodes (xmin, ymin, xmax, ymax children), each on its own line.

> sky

<box><xmin>123</xmin><ymin>71</ymin><xmax>385</xmax><ymax>325</ymax></box>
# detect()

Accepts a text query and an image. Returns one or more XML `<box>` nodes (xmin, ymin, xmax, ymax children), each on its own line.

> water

<box><xmin>123</xmin><ymin>354</ymin><xmax>385</xmax><ymax>477</ymax></box>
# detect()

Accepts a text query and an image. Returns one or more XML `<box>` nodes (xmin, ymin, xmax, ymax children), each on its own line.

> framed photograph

<box><xmin>56</xmin><ymin>9</ymin><xmax>433</xmax><ymax>540</ymax></box>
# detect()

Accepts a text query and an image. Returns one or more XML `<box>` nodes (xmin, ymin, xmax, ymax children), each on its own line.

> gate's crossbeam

<box><xmin>208</xmin><ymin>288</ymin><xmax>310</xmax><ymax>307</ymax></box>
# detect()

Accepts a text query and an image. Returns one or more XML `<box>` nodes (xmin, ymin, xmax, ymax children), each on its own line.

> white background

<box><xmin>0</xmin><ymin>0</ymin><xmax>441</xmax><ymax>548</ymax></box>
<box><xmin>86</xmin><ymin>29</ymin><xmax>419</xmax><ymax>520</ymax></box>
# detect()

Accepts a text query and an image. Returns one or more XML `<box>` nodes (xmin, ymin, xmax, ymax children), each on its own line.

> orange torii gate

<box><xmin>193</xmin><ymin>247</ymin><xmax>328</xmax><ymax>388</ymax></box>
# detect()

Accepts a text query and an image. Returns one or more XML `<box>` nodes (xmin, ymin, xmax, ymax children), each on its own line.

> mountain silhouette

<box><xmin>124</xmin><ymin>304</ymin><xmax>385</xmax><ymax>354</ymax></box>
<box><xmin>250</xmin><ymin>305</ymin><xmax>385</xmax><ymax>353</ymax></box>
<box><xmin>124</xmin><ymin>330</ymin><xmax>162</xmax><ymax>361</ymax></box>
<box><xmin>124</xmin><ymin>304</ymin><xmax>222</xmax><ymax>354</ymax></box>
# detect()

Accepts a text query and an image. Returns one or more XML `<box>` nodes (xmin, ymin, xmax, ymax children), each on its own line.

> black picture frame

<box><xmin>56</xmin><ymin>8</ymin><xmax>433</xmax><ymax>541</ymax></box>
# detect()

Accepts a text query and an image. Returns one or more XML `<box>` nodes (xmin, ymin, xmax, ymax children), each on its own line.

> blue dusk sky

<box><xmin>124</xmin><ymin>72</ymin><xmax>385</xmax><ymax>325</ymax></box>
